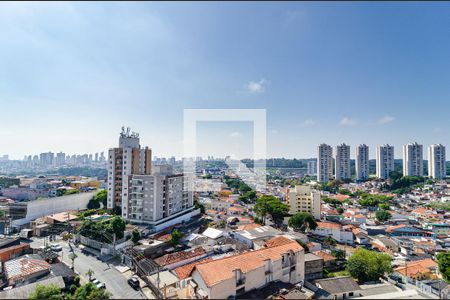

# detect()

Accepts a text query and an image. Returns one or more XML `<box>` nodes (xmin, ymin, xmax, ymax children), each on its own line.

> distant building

<box><xmin>376</xmin><ymin>144</ymin><xmax>394</xmax><ymax>179</ymax></box>
<box><xmin>307</xmin><ymin>160</ymin><xmax>317</xmax><ymax>176</ymax></box>
<box><xmin>335</xmin><ymin>143</ymin><xmax>351</xmax><ymax>181</ymax></box>
<box><xmin>428</xmin><ymin>144</ymin><xmax>446</xmax><ymax>179</ymax></box>
<box><xmin>356</xmin><ymin>144</ymin><xmax>369</xmax><ymax>181</ymax></box>
<box><xmin>317</xmin><ymin>144</ymin><xmax>333</xmax><ymax>183</ymax></box>
<box><xmin>403</xmin><ymin>142</ymin><xmax>423</xmax><ymax>177</ymax></box>
<box><xmin>287</xmin><ymin>185</ymin><xmax>321</xmax><ymax>219</ymax></box>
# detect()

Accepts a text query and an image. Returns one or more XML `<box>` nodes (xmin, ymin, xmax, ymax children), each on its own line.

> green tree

<box><xmin>331</xmin><ymin>249</ymin><xmax>345</xmax><ymax>260</ymax></box>
<box><xmin>72</xmin><ymin>282</ymin><xmax>111</xmax><ymax>299</ymax></box>
<box><xmin>375</xmin><ymin>210</ymin><xmax>392</xmax><ymax>222</ymax></box>
<box><xmin>85</xmin><ymin>269</ymin><xmax>94</xmax><ymax>282</ymax></box>
<box><xmin>170</xmin><ymin>229</ymin><xmax>183</xmax><ymax>246</ymax></box>
<box><xmin>109</xmin><ymin>216</ymin><xmax>126</xmax><ymax>240</ymax></box>
<box><xmin>254</xmin><ymin>195</ymin><xmax>289</xmax><ymax>225</ymax></box>
<box><xmin>288</xmin><ymin>212</ymin><xmax>318</xmax><ymax>233</ymax></box>
<box><xmin>194</xmin><ymin>198</ymin><xmax>205</xmax><ymax>214</ymax></box>
<box><xmin>29</xmin><ymin>284</ymin><xmax>63</xmax><ymax>300</ymax></box>
<box><xmin>324</xmin><ymin>236</ymin><xmax>337</xmax><ymax>246</ymax></box>
<box><xmin>378</xmin><ymin>203</ymin><xmax>390</xmax><ymax>210</ymax></box>
<box><xmin>437</xmin><ymin>253</ymin><xmax>450</xmax><ymax>282</ymax></box>
<box><xmin>131</xmin><ymin>229</ymin><xmax>140</xmax><ymax>244</ymax></box>
<box><xmin>346</xmin><ymin>248</ymin><xmax>392</xmax><ymax>283</ymax></box>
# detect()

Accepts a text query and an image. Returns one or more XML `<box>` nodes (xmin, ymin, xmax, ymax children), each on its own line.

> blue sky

<box><xmin>1</xmin><ymin>2</ymin><xmax>450</xmax><ymax>160</ymax></box>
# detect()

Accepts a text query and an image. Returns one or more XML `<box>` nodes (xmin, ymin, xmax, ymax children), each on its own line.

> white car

<box><xmin>96</xmin><ymin>282</ymin><xmax>106</xmax><ymax>289</ymax></box>
<box><xmin>51</xmin><ymin>244</ymin><xmax>62</xmax><ymax>252</ymax></box>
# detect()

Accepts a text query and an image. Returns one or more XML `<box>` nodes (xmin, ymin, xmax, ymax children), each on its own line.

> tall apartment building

<box><xmin>39</xmin><ymin>152</ymin><xmax>54</xmax><ymax>168</ymax></box>
<box><xmin>428</xmin><ymin>144</ymin><xmax>446</xmax><ymax>179</ymax></box>
<box><xmin>356</xmin><ymin>144</ymin><xmax>369</xmax><ymax>181</ymax></box>
<box><xmin>376</xmin><ymin>144</ymin><xmax>394</xmax><ymax>179</ymax></box>
<box><xmin>107</xmin><ymin>128</ymin><xmax>194</xmax><ymax>227</ymax></box>
<box><xmin>107</xmin><ymin>129</ymin><xmax>152</xmax><ymax>218</ymax></box>
<box><xmin>317</xmin><ymin>144</ymin><xmax>333</xmax><ymax>183</ymax></box>
<box><xmin>287</xmin><ymin>185</ymin><xmax>321</xmax><ymax>219</ymax></box>
<box><xmin>307</xmin><ymin>160</ymin><xmax>317</xmax><ymax>176</ymax></box>
<box><xmin>403</xmin><ymin>142</ymin><xmax>423</xmax><ymax>177</ymax></box>
<box><xmin>55</xmin><ymin>152</ymin><xmax>66</xmax><ymax>167</ymax></box>
<box><xmin>335</xmin><ymin>143</ymin><xmax>351</xmax><ymax>181</ymax></box>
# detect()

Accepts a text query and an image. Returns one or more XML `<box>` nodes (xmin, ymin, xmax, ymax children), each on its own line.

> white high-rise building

<box><xmin>376</xmin><ymin>144</ymin><xmax>394</xmax><ymax>179</ymax></box>
<box><xmin>317</xmin><ymin>144</ymin><xmax>333</xmax><ymax>183</ymax></box>
<box><xmin>307</xmin><ymin>160</ymin><xmax>317</xmax><ymax>176</ymax></box>
<box><xmin>403</xmin><ymin>142</ymin><xmax>423</xmax><ymax>177</ymax></box>
<box><xmin>335</xmin><ymin>143</ymin><xmax>351</xmax><ymax>181</ymax></box>
<box><xmin>287</xmin><ymin>185</ymin><xmax>321</xmax><ymax>219</ymax></box>
<box><xmin>356</xmin><ymin>144</ymin><xmax>369</xmax><ymax>181</ymax></box>
<box><xmin>428</xmin><ymin>144</ymin><xmax>446</xmax><ymax>179</ymax></box>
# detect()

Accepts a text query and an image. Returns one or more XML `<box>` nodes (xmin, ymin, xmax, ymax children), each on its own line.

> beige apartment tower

<box><xmin>403</xmin><ymin>142</ymin><xmax>423</xmax><ymax>177</ymax></box>
<box><xmin>376</xmin><ymin>144</ymin><xmax>394</xmax><ymax>179</ymax></box>
<box><xmin>428</xmin><ymin>144</ymin><xmax>446</xmax><ymax>179</ymax></box>
<box><xmin>287</xmin><ymin>185</ymin><xmax>321</xmax><ymax>219</ymax></box>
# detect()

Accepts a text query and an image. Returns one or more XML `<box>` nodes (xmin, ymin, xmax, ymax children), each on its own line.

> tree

<box><xmin>288</xmin><ymin>212</ymin><xmax>317</xmax><ymax>233</ymax></box>
<box><xmin>194</xmin><ymin>198</ymin><xmax>205</xmax><ymax>214</ymax></box>
<box><xmin>437</xmin><ymin>253</ymin><xmax>450</xmax><ymax>282</ymax></box>
<box><xmin>254</xmin><ymin>195</ymin><xmax>289</xmax><ymax>225</ymax></box>
<box><xmin>378</xmin><ymin>203</ymin><xmax>390</xmax><ymax>210</ymax></box>
<box><xmin>72</xmin><ymin>282</ymin><xmax>111</xmax><ymax>300</ymax></box>
<box><xmin>170</xmin><ymin>229</ymin><xmax>183</xmax><ymax>246</ymax></box>
<box><xmin>85</xmin><ymin>269</ymin><xmax>94</xmax><ymax>282</ymax></box>
<box><xmin>131</xmin><ymin>229</ymin><xmax>140</xmax><ymax>244</ymax></box>
<box><xmin>69</xmin><ymin>252</ymin><xmax>77</xmax><ymax>270</ymax></box>
<box><xmin>336</xmin><ymin>207</ymin><xmax>344</xmax><ymax>214</ymax></box>
<box><xmin>29</xmin><ymin>284</ymin><xmax>63</xmax><ymax>300</ymax></box>
<box><xmin>324</xmin><ymin>236</ymin><xmax>337</xmax><ymax>247</ymax></box>
<box><xmin>346</xmin><ymin>248</ymin><xmax>392</xmax><ymax>283</ymax></box>
<box><xmin>331</xmin><ymin>249</ymin><xmax>345</xmax><ymax>260</ymax></box>
<box><xmin>87</xmin><ymin>189</ymin><xmax>107</xmax><ymax>209</ymax></box>
<box><xmin>375</xmin><ymin>210</ymin><xmax>391</xmax><ymax>222</ymax></box>
<box><xmin>109</xmin><ymin>216</ymin><xmax>126</xmax><ymax>240</ymax></box>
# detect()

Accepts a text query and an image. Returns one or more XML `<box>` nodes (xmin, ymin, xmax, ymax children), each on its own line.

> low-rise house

<box><xmin>352</xmin><ymin>228</ymin><xmax>370</xmax><ymax>245</ymax></box>
<box><xmin>148</xmin><ymin>270</ymin><xmax>179</xmax><ymax>298</ymax></box>
<box><xmin>394</xmin><ymin>258</ymin><xmax>438</xmax><ymax>283</ymax></box>
<box><xmin>313</xmin><ymin>251</ymin><xmax>336</xmax><ymax>268</ymax></box>
<box><xmin>190</xmin><ymin>237</ymin><xmax>305</xmax><ymax>299</ymax></box>
<box><xmin>371</xmin><ymin>235</ymin><xmax>399</xmax><ymax>254</ymax></box>
<box><xmin>4</xmin><ymin>257</ymin><xmax>51</xmax><ymax>286</ymax></box>
<box><xmin>386</xmin><ymin>225</ymin><xmax>431</xmax><ymax>238</ymax></box>
<box><xmin>231</xmin><ymin>225</ymin><xmax>282</xmax><ymax>249</ymax></box>
<box><xmin>312</xmin><ymin>222</ymin><xmax>353</xmax><ymax>244</ymax></box>
<box><xmin>304</xmin><ymin>253</ymin><xmax>323</xmax><ymax>280</ymax></box>
<box><xmin>0</xmin><ymin>276</ymin><xmax>65</xmax><ymax>299</ymax></box>
<box><xmin>311</xmin><ymin>276</ymin><xmax>362</xmax><ymax>299</ymax></box>
<box><xmin>0</xmin><ymin>243</ymin><xmax>31</xmax><ymax>263</ymax></box>
<box><xmin>173</xmin><ymin>258</ymin><xmax>214</xmax><ymax>299</ymax></box>
<box><xmin>417</xmin><ymin>279</ymin><xmax>449</xmax><ymax>298</ymax></box>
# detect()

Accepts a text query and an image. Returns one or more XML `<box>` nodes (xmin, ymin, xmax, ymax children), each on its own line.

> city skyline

<box><xmin>2</xmin><ymin>2</ymin><xmax>450</xmax><ymax>159</ymax></box>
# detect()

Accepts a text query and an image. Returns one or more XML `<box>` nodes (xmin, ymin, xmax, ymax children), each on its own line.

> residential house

<box><xmin>304</xmin><ymin>253</ymin><xmax>324</xmax><ymax>280</ymax></box>
<box><xmin>3</xmin><ymin>257</ymin><xmax>51</xmax><ymax>286</ymax></box>
<box><xmin>154</xmin><ymin>247</ymin><xmax>209</xmax><ymax>270</ymax></box>
<box><xmin>311</xmin><ymin>276</ymin><xmax>362</xmax><ymax>299</ymax></box>
<box><xmin>190</xmin><ymin>237</ymin><xmax>305</xmax><ymax>299</ymax></box>
<box><xmin>394</xmin><ymin>258</ymin><xmax>438</xmax><ymax>283</ymax></box>
<box><xmin>312</xmin><ymin>222</ymin><xmax>353</xmax><ymax>244</ymax></box>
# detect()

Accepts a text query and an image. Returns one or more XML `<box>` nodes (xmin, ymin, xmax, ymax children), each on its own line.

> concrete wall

<box><xmin>12</xmin><ymin>192</ymin><xmax>95</xmax><ymax>227</ymax></box>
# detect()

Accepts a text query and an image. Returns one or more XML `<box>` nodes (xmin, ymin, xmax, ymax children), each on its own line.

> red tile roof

<box><xmin>154</xmin><ymin>247</ymin><xmax>205</xmax><ymax>267</ymax></box>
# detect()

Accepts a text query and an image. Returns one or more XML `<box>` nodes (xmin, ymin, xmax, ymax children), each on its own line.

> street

<box><xmin>30</xmin><ymin>237</ymin><xmax>145</xmax><ymax>299</ymax></box>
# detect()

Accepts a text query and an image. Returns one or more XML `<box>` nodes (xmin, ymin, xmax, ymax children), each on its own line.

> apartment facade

<box><xmin>428</xmin><ymin>144</ymin><xmax>446</xmax><ymax>179</ymax></box>
<box><xmin>403</xmin><ymin>142</ymin><xmax>423</xmax><ymax>177</ymax></box>
<box><xmin>307</xmin><ymin>160</ymin><xmax>317</xmax><ymax>176</ymax></box>
<box><xmin>287</xmin><ymin>185</ymin><xmax>321</xmax><ymax>219</ymax></box>
<box><xmin>376</xmin><ymin>144</ymin><xmax>395</xmax><ymax>180</ymax></box>
<box><xmin>317</xmin><ymin>144</ymin><xmax>333</xmax><ymax>183</ymax></box>
<box><xmin>335</xmin><ymin>143</ymin><xmax>351</xmax><ymax>181</ymax></box>
<box><xmin>356</xmin><ymin>144</ymin><xmax>369</xmax><ymax>181</ymax></box>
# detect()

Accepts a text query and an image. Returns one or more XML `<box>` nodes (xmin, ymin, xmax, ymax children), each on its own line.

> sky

<box><xmin>1</xmin><ymin>2</ymin><xmax>450</xmax><ymax>160</ymax></box>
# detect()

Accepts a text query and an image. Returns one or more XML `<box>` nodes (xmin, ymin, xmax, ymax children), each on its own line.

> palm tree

<box><xmin>85</xmin><ymin>269</ymin><xmax>94</xmax><ymax>281</ymax></box>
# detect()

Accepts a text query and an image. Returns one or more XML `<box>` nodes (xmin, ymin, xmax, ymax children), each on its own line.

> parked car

<box><xmin>127</xmin><ymin>277</ymin><xmax>140</xmax><ymax>289</ymax></box>
<box><xmin>51</xmin><ymin>244</ymin><xmax>62</xmax><ymax>252</ymax></box>
<box><xmin>96</xmin><ymin>282</ymin><xmax>106</xmax><ymax>289</ymax></box>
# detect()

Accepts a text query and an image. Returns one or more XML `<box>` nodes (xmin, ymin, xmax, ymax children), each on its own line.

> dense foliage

<box><xmin>357</xmin><ymin>192</ymin><xmax>393</xmax><ymax>207</ymax></box>
<box><xmin>375</xmin><ymin>210</ymin><xmax>391</xmax><ymax>222</ymax></box>
<box><xmin>346</xmin><ymin>248</ymin><xmax>392</xmax><ymax>282</ymax></box>
<box><xmin>437</xmin><ymin>253</ymin><xmax>450</xmax><ymax>282</ymax></box>
<box><xmin>288</xmin><ymin>212</ymin><xmax>317</xmax><ymax>232</ymax></box>
<box><xmin>87</xmin><ymin>189</ymin><xmax>106</xmax><ymax>209</ymax></box>
<box><xmin>78</xmin><ymin>216</ymin><xmax>126</xmax><ymax>242</ymax></box>
<box><xmin>29</xmin><ymin>282</ymin><xmax>111</xmax><ymax>300</ymax></box>
<box><xmin>254</xmin><ymin>195</ymin><xmax>289</xmax><ymax>225</ymax></box>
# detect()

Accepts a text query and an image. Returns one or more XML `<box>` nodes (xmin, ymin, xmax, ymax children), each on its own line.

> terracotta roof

<box><xmin>386</xmin><ymin>224</ymin><xmax>407</xmax><ymax>232</ymax></box>
<box><xmin>316</xmin><ymin>221</ymin><xmax>342</xmax><ymax>230</ymax></box>
<box><xmin>154</xmin><ymin>247</ymin><xmax>205</xmax><ymax>267</ymax></box>
<box><xmin>47</xmin><ymin>212</ymin><xmax>78</xmax><ymax>223</ymax></box>
<box><xmin>353</xmin><ymin>214</ymin><xmax>365</xmax><ymax>218</ymax></box>
<box><xmin>331</xmin><ymin>194</ymin><xmax>350</xmax><ymax>201</ymax></box>
<box><xmin>237</xmin><ymin>223</ymin><xmax>261</xmax><ymax>231</ymax></box>
<box><xmin>313</xmin><ymin>251</ymin><xmax>336</xmax><ymax>262</ymax></box>
<box><xmin>174</xmin><ymin>258</ymin><xmax>213</xmax><ymax>280</ymax></box>
<box><xmin>395</xmin><ymin>259</ymin><xmax>437</xmax><ymax>277</ymax></box>
<box><xmin>4</xmin><ymin>258</ymin><xmax>50</xmax><ymax>283</ymax></box>
<box><xmin>194</xmin><ymin>241</ymin><xmax>302</xmax><ymax>287</ymax></box>
<box><xmin>263</xmin><ymin>236</ymin><xmax>297</xmax><ymax>248</ymax></box>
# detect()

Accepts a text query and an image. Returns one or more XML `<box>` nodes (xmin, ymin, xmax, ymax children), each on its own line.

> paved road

<box><xmin>30</xmin><ymin>237</ymin><xmax>145</xmax><ymax>299</ymax></box>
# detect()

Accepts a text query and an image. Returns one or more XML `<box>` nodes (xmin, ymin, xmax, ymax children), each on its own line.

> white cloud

<box><xmin>301</xmin><ymin>119</ymin><xmax>316</xmax><ymax>127</ymax></box>
<box><xmin>377</xmin><ymin>115</ymin><xmax>395</xmax><ymax>125</ymax></box>
<box><xmin>340</xmin><ymin>117</ymin><xmax>357</xmax><ymax>126</ymax></box>
<box><xmin>246</xmin><ymin>79</ymin><xmax>267</xmax><ymax>93</ymax></box>
<box><xmin>229</xmin><ymin>132</ymin><xmax>243</xmax><ymax>138</ymax></box>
